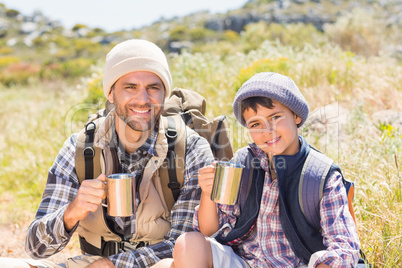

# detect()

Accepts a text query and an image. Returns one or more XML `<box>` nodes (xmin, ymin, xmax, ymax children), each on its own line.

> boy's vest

<box><xmin>217</xmin><ymin>136</ymin><xmax>369</xmax><ymax>266</ymax></box>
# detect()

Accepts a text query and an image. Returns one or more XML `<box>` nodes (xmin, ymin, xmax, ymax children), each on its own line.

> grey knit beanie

<box><xmin>103</xmin><ymin>39</ymin><xmax>172</xmax><ymax>98</ymax></box>
<box><xmin>233</xmin><ymin>72</ymin><xmax>309</xmax><ymax>128</ymax></box>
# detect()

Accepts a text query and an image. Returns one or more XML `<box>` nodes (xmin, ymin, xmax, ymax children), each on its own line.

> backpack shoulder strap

<box><xmin>75</xmin><ymin>103</ymin><xmax>113</xmax><ymax>184</ymax></box>
<box><xmin>298</xmin><ymin>148</ymin><xmax>333</xmax><ymax>230</ymax></box>
<box><xmin>159</xmin><ymin>115</ymin><xmax>187</xmax><ymax>211</ymax></box>
<box><xmin>298</xmin><ymin>148</ymin><xmax>370</xmax><ymax>266</ymax></box>
<box><xmin>76</xmin><ymin>121</ymin><xmax>103</xmax><ymax>183</ymax></box>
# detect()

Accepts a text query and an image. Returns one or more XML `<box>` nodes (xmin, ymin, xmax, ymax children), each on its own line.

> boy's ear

<box><xmin>294</xmin><ymin>114</ymin><xmax>302</xmax><ymax>125</ymax></box>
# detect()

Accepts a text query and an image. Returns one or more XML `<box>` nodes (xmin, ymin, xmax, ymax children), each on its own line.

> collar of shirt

<box><xmin>248</xmin><ymin>143</ymin><xmax>270</xmax><ymax>173</ymax></box>
<box><xmin>110</xmin><ymin>122</ymin><xmax>159</xmax><ymax>175</ymax></box>
<box><xmin>112</xmin><ymin>123</ymin><xmax>159</xmax><ymax>157</ymax></box>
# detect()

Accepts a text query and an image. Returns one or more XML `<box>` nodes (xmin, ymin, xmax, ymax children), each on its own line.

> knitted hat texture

<box><xmin>232</xmin><ymin>72</ymin><xmax>309</xmax><ymax>128</ymax></box>
<box><xmin>103</xmin><ymin>39</ymin><xmax>172</xmax><ymax>98</ymax></box>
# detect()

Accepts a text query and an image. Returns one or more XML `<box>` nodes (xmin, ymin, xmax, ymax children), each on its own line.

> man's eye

<box><xmin>250</xmin><ymin>123</ymin><xmax>260</xmax><ymax>128</ymax></box>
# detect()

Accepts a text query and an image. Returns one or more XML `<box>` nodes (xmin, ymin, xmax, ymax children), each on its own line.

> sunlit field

<box><xmin>0</xmin><ymin>7</ymin><xmax>401</xmax><ymax>267</ymax></box>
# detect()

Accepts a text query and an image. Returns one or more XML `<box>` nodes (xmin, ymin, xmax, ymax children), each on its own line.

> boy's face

<box><xmin>243</xmin><ymin>100</ymin><xmax>302</xmax><ymax>160</ymax></box>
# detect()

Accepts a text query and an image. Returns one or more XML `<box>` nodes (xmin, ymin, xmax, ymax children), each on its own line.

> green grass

<box><xmin>0</xmin><ymin>81</ymin><xmax>86</xmax><ymax>222</ymax></box>
<box><xmin>0</xmin><ymin>8</ymin><xmax>401</xmax><ymax>266</ymax></box>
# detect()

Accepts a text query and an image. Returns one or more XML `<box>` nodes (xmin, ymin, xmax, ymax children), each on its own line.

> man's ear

<box><xmin>106</xmin><ymin>89</ymin><xmax>114</xmax><ymax>104</ymax></box>
<box><xmin>294</xmin><ymin>114</ymin><xmax>302</xmax><ymax>125</ymax></box>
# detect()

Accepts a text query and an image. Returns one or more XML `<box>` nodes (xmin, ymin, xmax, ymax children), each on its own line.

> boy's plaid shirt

<box><xmin>194</xmin><ymin>143</ymin><xmax>360</xmax><ymax>268</ymax></box>
<box><xmin>26</xmin><ymin>125</ymin><xmax>214</xmax><ymax>267</ymax></box>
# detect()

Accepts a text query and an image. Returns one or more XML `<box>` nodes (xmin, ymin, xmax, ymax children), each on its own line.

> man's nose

<box><xmin>133</xmin><ymin>87</ymin><xmax>150</xmax><ymax>104</ymax></box>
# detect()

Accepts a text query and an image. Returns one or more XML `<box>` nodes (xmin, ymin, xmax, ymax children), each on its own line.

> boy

<box><xmin>155</xmin><ymin>72</ymin><xmax>360</xmax><ymax>268</ymax></box>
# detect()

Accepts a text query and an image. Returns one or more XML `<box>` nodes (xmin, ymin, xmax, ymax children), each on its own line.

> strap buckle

<box><xmin>83</xmin><ymin>146</ymin><xmax>95</xmax><ymax>158</ymax></box>
<box><xmin>168</xmin><ymin>181</ymin><xmax>180</xmax><ymax>190</ymax></box>
<box><xmin>166</xmin><ymin>129</ymin><xmax>178</xmax><ymax>139</ymax></box>
<box><xmin>85</xmin><ymin>122</ymin><xmax>96</xmax><ymax>133</ymax></box>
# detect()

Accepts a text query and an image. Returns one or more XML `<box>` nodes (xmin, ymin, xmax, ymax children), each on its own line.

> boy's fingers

<box><xmin>200</xmin><ymin>166</ymin><xmax>216</xmax><ymax>173</ymax></box>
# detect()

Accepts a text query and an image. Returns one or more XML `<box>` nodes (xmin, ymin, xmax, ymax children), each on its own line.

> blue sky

<box><xmin>1</xmin><ymin>0</ymin><xmax>246</xmax><ymax>32</ymax></box>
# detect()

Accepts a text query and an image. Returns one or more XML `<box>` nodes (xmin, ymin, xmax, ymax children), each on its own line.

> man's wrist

<box><xmin>63</xmin><ymin>203</ymin><xmax>79</xmax><ymax>232</ymax></box>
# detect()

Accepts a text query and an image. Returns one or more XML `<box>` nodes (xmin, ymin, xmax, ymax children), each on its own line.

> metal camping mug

<box><xmin>211</xmin><ymin>161</ymin><xmax>245</xmax><ymax>205</ymax></box>
<box><xmin>102</xmin><ymin>173</ymin><xmax>135</xmax><ymax>217</ymax></box>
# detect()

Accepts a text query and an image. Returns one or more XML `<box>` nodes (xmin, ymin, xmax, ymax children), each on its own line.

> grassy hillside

<box><xmin>0</xmin><ymin>1</ymin><xmax>401</xmax><ymax>267</ymax></box>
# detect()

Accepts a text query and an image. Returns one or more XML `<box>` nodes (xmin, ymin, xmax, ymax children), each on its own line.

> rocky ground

<box><xmin>0</xmin><ymin>220</ymin><xmax>81</xmax><ymax>264</ymax></box>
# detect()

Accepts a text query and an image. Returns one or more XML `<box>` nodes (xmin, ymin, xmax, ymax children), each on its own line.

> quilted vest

<box><xmin>217</xmin><ymin>136</ymin><xmax>342</xmax><ymax>264</ymax></box>
<box><xmin>274</xmin><ymin>137</ymin><xmax>342</xmax><ymax>263</ymax></box>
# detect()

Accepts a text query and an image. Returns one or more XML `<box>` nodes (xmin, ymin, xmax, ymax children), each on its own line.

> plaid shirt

<box><xmin>26</xmin><ymin>123</ymin><xmax>214</xmax><ymax>267</ymax></box>
<box><xmin>194</xmin><ymin>143</ymin><xmax>360</xmax><ymax>268</ymax></box>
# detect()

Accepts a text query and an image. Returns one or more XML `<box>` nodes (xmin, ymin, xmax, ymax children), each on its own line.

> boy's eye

<box><xmin>271</xmin><ymin>115</ymin><xmax>282</xmax><ymax>121</ymax></box>
<box><xmin>250</xmin><ymin>122</ymin><xmax>260</xmax><ymax>128</ymax></box>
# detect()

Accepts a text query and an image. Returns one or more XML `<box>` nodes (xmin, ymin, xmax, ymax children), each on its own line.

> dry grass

<box><xmin>0</xmin><ymin>19</ymin><xmax>401</xmax><ymax>267</ymax></box>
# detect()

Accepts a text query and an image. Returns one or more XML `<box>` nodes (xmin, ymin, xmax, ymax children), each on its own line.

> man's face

<box><xmin>108</xmin><ymin>71</ymin><xmax>165</xmax><ymax>132</ymax></box>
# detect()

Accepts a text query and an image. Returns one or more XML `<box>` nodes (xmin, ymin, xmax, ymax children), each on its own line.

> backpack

<box><xmin>217</xmin><ymin>147</ymin><xmax>370</xmax><ymax>267</ymax></box>
<box><xmin>75</xmin><ymin>87</ymin><xmax>234</xmax><ymax>211</ymax></box>
<box><xmin>299</xmin><ymin>148</ymin><xmax>370</xmax><ymax>267</ymax></box>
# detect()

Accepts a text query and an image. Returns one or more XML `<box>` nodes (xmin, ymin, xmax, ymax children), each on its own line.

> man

<box><xmin>16</xmin><ymin>39</ymin><xmax>214</xmax><ymax>267</ymax></box>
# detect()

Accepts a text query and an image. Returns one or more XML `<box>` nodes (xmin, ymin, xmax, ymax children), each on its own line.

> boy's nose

<box><xmin>264</xmin><ymin>121</ymin><xmax>275</xmax><ymax>132</ymax></box>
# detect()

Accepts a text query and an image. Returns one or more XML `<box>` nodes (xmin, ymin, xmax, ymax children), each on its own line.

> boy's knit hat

<box><xmin>232</xmin><ymin>72</ymin><xmax>309</xmax><ymax>128</ymax></box>
<box><xmin>103</xmin><ymin>39</ymin><xmax>172</xmax><ymax>98</ymax></box>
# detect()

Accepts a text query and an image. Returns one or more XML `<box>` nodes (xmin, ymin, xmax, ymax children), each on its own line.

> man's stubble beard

<box><xmin>113</xmin><ymin>96</ymin><xmax>163</xmax><ymax>133</ymax></box>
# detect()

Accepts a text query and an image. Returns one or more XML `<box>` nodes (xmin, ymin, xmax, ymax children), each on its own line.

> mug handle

<box><xmin>101</xmin><ymin>180</ymin><xmax>108</xmax><ymax>207</ymax></box>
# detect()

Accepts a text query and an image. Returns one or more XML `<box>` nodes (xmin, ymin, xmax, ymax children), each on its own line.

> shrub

<box><xmin>0</xmin><ymin>47</ymin><xmax>13</xmax><ymax>55</ymax></box>
<box><xmin>324</xmin><ymin>8</ymin><xmax>387</xmax><ymax>57</ymax></box>
<box><xmin>266</xmin><ymin>23</ymin><xmax>327</xmax><ymax>48</ymax></box>
<box><xmin>73</xmin><ymin>39</ymin><xmax>96</xmax><ymax>57</ymax></box>
<box><xmin>189</xmin><ymin>27</ymin><xmax>215</xmax><ymax>41</ymax></box>
<box><xmin>222</xmin><ymin>30</ymin><xmax>240</xmax><ymax>42</ymax></box>
<box><xmin>72</xmin><ymin>23</ymin><xmax>88</xmax><ymax>31</ymax></box>
<box><xmin>84</xmin><ymin>72</ymin><xmax>104</xmax><ymax>105</ymax></box>
<box><xmin>0</xmin><ymin>56</ymin><xmax>20</xmax><ymax>68</ymax></box>
<box><xmin>241</xmin><ymin>21</ymin><xmax>271</xmax><ymax>52</ymax></box>
<box><xmin>0</xmin><ymin>62</ymin><xmax>41</xmax><ymax>86</ymax></box>
<box><xmin>241</xmin><ymin>22</ymin><xmax>327</xmax><ymax>53</ymax></box>
<box><xmin>169</xmin><ymin>25</ymin><xmax>188</xmax><ymax>41</ymax></box>
<box><xmin>52</xmin><ymin>35</ymin><xmax>70</xmax><ymax>48</ymax></box>
<box><xmin>192</xmin><ymin>41</ymin><xmax>241</xmax><ymax>58</ymax></box>
<box><xmin>5</xmin><ymin>9</ymin><xmax>19</xmax><ymax>18</ymax></box>
<box><xmin>233</xmin><ymin>57</ymin><xmax>290</xmax><ymax>92</ymax></box>
<box><xmin>59</xmin><ymin>58</ymin><xmax>94</xmax><ymax>78</ymax></box>
<box><xmin>39</xmin><ymin>58</ymin><xmax>95</xmax><ymax>81</ymax></box>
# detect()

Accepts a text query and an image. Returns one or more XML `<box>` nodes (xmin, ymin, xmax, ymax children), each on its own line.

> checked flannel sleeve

<box><xmin>26</xmin><ymin>128</ymin><xmax>214</xmax><ymax>268</ymax></box>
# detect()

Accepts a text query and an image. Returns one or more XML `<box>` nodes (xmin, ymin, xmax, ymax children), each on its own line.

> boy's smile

<box><xmin>244</xmin><ymin>100</ymin><xmax>302</xmax><ymax>162</ymax></box>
